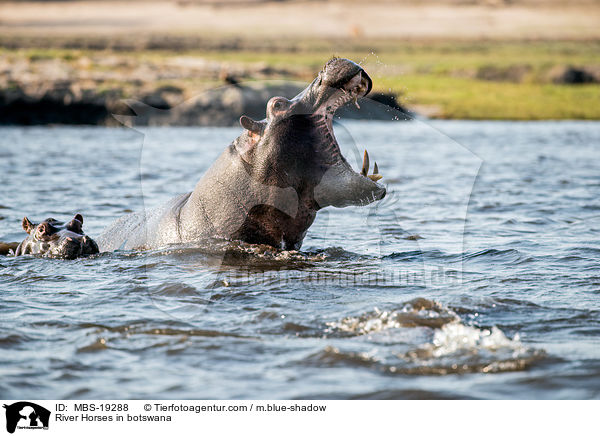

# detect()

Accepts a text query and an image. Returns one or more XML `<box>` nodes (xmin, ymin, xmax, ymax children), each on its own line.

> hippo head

<box><xmin>15</xmin><ymin>214</ymin><xmax>99</xmax><ymax>259</ymax></box>
<box><xmin>227</xmin><ymin>58</ymin><xmax>386</xmax><ymax>250</ymax></box>
<box><xmin>235</xmin><ymin>57</ymin><xmax>385</xmax><ymax>209</ymax></box>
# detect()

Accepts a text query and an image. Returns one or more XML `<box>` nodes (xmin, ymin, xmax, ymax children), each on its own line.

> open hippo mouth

<box><xmin>236</xmin><ymin>57</ymin><xmax>385</xmax><ymax>209</ymax></box>
<box><xmin>293</xmin><ymin>58</ymin><xmax>386</xmax><ymax>208</ymax></box>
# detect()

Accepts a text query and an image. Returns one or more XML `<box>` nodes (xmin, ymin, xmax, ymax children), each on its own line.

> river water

<box><xmin>1</xmin><ymin>120</ymin><xmax>598</xmax><ymax>399</ymax></box>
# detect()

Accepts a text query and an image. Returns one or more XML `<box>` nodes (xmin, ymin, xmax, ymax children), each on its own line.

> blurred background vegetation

<box><xmin>1</xmin><ymin>0</ymin><xmax>599</xmax><ymax>122</ymax></box>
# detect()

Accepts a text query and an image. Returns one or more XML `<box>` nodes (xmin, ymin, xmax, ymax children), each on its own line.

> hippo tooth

<box><xmin>354</xmin><ymin>96</ymin><xmax>360</xmax><ymax>109</ymax></box>
<box><xmin>361</xmin><ymin>150</ymin><xmax>370</xmax><ymax>176</ymax></box>
<box><xmin>368</xmin><ymin>161</ymin><xmax>382</xmax><ymax>181</ymax></box>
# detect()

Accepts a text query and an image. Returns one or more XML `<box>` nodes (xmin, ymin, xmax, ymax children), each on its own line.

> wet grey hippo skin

<box><xmin>15</xmin><ymin>214</ymin><xmax>99</xmax><ymax>259</ymax></box>
<box><xmin>98</xmin><ymin>58</ymin><xmax>386</xmax><ymax>252</ymax></box>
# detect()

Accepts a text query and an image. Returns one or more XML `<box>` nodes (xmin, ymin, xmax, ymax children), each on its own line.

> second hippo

<box><xmin>15</xmin><ymin>214</ymin><xmax>99</xmax><ymax>259</ymax></box>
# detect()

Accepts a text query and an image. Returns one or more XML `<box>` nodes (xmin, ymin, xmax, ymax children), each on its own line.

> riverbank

<box><xmin>2</xmin><ymin>40</ymin><xmax>599</xmax><ymax>123</ymax></box>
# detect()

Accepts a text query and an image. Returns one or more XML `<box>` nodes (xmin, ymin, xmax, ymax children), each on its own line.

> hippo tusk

<box><xmin>368</xmin><ymin>161</ymin><xmax>383</xmax><ymax>182</ymax></box>
<box><xmin>361</xmin><ymin>150</ymin><xmax>370</xmax><ymax>177</ymax></box>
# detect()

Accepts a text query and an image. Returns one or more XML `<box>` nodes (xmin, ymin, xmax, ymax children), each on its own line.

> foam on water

<box><xmin>324</xmin><ymin>298</ymin><xmax>543</xmax><ymax>375</ymax></box>
<box><xmin>326</xmin><ymin>298</ymin><xmax>459</xmax><ymax>333</ymax></box>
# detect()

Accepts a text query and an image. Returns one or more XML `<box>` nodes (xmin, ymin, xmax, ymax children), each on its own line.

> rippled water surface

<box><xmin>1</xmin><ymin>121</ymin><xmax>599</xmax><ymax>399</ymax></box>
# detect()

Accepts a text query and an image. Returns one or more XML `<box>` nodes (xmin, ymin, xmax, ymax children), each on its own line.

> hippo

<box><xmin>98</xmin><ymin>58</ymin><xmax>386</xmax><ymax>252</ymax></box>
<box><xmin>15</xmin><ymin>214</ymin><xmax>99</xmax><ymax>259</ymax></box>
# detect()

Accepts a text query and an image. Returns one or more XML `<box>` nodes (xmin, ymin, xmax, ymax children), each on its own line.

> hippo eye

<box><xmin>269</xmin><ymin>98</ymin><xmax>289</xmax><ymax>114</ymax></box>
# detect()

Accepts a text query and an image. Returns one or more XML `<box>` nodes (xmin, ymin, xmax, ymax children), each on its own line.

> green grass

<box><xmin>2</xmin><ymin>40</ymin><xmax>599</xmax><ymax>119</ymax></box>
<box><xmin>181</xmin><ymin>39</ymin><xmax>600</xmax><ymax>72</ymax></box>
<box><xmin>380</xmin><ymin>75</ymin><xmax>600</xmax><ymax>120</ymax></box>
<box><xmin>392</xmin><ymin>75</ymin><xmax>600</xmax><ymax>120</ymax></box>
<box><xmin>145</xmin><ymin>40</ymin><xmax>600</xmax><ymax>119</ymax></box>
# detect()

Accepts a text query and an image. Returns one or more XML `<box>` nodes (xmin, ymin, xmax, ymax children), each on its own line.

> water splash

<box><xmin>326</xmin><ymin>298</ymin><xmax>459</xmax><ymax>333</ymax></box>
<box><xmin>323</xmin><ymin>298</ymin><xmax>544</xmax><ymax>375</ymax></box>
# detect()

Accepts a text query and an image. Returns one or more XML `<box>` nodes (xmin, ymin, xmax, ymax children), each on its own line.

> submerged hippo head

<box><xmin>15</xmin><ymin>214</ymin><xmax>99</xmax><ymax>259</ymax></box>
<box><xmin>230</xmin><ymin>58</ymin><xmax>386</xmax><ymax>248</ymax></box>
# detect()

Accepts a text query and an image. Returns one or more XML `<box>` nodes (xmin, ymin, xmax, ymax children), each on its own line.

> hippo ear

<box><xmin>239</xmin><ymin>116</ymin><xmax>265</xmax><ymax>135</ymax></box>
<box><xmin>22</xmin><ymin>217</ymin><xmax>34</xmax><ymax>234</ymax></box>
<box><xmin>74</xmin><ymin>214</ymin><xmax>84</xmax><ymax>224</ymax></box>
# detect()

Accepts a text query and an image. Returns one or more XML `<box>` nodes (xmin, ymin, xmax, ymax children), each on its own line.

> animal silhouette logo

<box><xmin>3</xmin><ymin>402</ymin><xmax>50</xmax><ymax>434</ymax></box>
